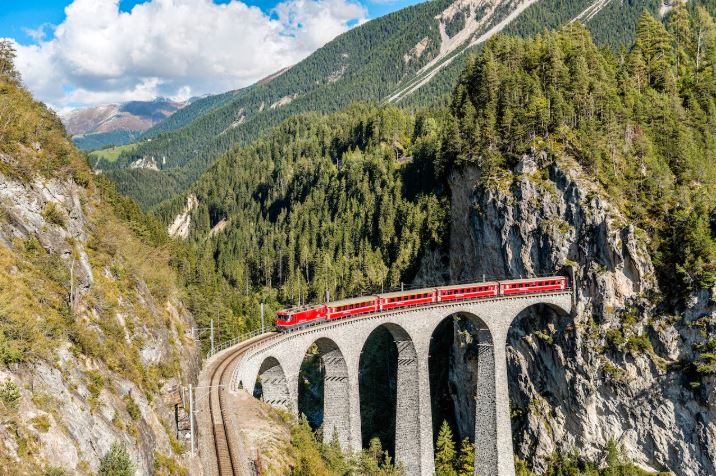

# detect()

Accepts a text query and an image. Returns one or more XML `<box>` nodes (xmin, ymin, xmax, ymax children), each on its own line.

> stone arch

<box><xmin>254</xmin><ymin>356</ymin><xmax>292</xmax><ymax>411</ymax></box>
<box><xmin>299</xmin><ymin>337</ymin><xmax>352</xmax><ymax>449</ymax></box>
<box><xmin>428</xmin><ymin>311</ymin><xmax>497</xmax><ymax>476</ymax></box>
<box><xmin>359</xmin><ymin>322</ymin><xmax>422</xmax><ymax>475</ymax></box>
<box><xmin>508</xmin><ymin>300</ymin><xmax>571</xmax><ymax>331</ymax></box>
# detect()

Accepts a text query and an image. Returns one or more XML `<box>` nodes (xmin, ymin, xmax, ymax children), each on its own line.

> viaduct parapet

<box><xmin>232</xmin><ymin>292</ymin><xmax>572</xmax><ymax>476</ymax></box>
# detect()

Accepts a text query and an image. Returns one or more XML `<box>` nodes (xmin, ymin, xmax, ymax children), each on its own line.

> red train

<box><xmin>275</xmin><ymin>276</ymin><xmax>567</xmax><ymax>331</ymax></box>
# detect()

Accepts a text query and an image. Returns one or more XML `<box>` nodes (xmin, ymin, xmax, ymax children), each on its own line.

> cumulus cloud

<box><xmin>10</xmin><ymin>0</ymin><xmax>366</xmax><ymax>109</ymax></box>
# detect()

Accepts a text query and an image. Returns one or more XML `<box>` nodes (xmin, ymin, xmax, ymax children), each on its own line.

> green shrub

<box><xmin>0</xmin><ymin>379</ymin><xmax>21</xmax><ymax>410</ymax></box>
<box><xmin>31</xmin><ymin>414</ymin><xmax>51</xmax><ymax>432</ymax></box>
<box><xmin>42</xmin><ymin>202</ymin><xmax>66</xmax><ymax>227</ymax></box>
<box><xmin>124</xmin><ymin>394</ymin><xmax>141</xmax><ymax>421</ymax></box>
<box><xmin>626</xmin><ymin>334</ymin><xmax>653</xmax><ymax>354</ymax></box>
<box><xmin>98</xmin><ymin>442</ymin><xmax>134</xmax><ymax>476</ymax></box>
<box><xmin>606</xmin><ymin>328</ymin><xmax>626</xmax><ymax>349</ymax></box>
<box><xmin>86</xmin><ymin>370</ymin><xmax>105</xmax><ymax>398</ymax></box>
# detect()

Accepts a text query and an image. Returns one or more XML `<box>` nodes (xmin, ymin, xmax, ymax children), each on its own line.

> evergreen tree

<box><xmin>456</xmin><ymin>438</ymin><xmax>475</xmax><ymax>476</ymax></box>
<box><xmin>0</xmin><ymin>40</ymin><xmax>20</xmax><ymax>82</ymax></box>
<box><xmin>435</xmin><ymin>420</ymin><xmax>457</xmax><ymax>476</ymax></box>
<box><xmin>635</xmin><ymin>11</ymin><xmax>676</xmax><ymax>90</ymax></box>
<box><xmin>98</xmin><ymin>443</ymin><xmax>135</xmax><ymax>476</ymax></box>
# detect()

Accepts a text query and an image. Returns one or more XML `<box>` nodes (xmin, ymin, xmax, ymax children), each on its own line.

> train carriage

<box><xmin>499</xmin><ymin>277</ymin><xmax>566</xmax><ymax>295</ymax></box>
<box><xmin>378</xmin><ymin>288</ymin><xmax>436</xmax><ymax>311</ymax></box>
<box><xmin>437</xmin><ymin>282</ymin><xmax>498</xmax><ymax>302</ymax></box>
<box><xmin>326</xmin><ymin>296</ymin><xmax>379</xmax><ymax>320</ymax></box>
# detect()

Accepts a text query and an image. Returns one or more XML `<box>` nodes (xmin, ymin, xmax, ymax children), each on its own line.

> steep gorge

<box><xmin>429</xmin><ymin>153</ymin><xmax>715</xmax><ymax>474</ymax></box>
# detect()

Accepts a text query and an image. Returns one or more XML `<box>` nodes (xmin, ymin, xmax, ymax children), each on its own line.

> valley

<box><xmin>0</xmin><ymin>0</ymin><xmax>714</xmax><ymax>474</ymax></box>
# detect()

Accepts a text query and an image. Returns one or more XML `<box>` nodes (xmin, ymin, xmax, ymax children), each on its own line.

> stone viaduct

<box><xmin>232</xmin><ymin>292</ymin><xmax>572</xmax><ymax>476</ymax></box>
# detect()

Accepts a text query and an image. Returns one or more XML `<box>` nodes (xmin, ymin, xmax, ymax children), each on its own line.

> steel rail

<box><xmin>208</xmin><ymin>334</ymin><xmax>273</xmax><ymax>475</ymax></box>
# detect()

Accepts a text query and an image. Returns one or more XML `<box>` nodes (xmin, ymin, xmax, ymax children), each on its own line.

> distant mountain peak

<box><xmin>61</xmin><ymin>98</ymin><xmax>187</xmax><ymax>136</ymax></box>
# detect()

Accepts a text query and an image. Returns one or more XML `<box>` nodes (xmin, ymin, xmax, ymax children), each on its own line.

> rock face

<box><xmin>436</xmin><ymin>153</ymin><xmax>715</xmax><ymax>474</ymax></box>
<box><xmin>0</xmin><ymin>170</ymin><xmax>201</xmax><ymax>474</ymax></box>
<box><xmin>168</xmin><ymin>194</ymin><xmax>197</xmax><ymax>239</ymax></box>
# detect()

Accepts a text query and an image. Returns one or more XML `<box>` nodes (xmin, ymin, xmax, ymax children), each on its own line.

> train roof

<box><xmin>502</xmin><ymin>276</ymin><xmax>565</xmax><ymax>283</ymax></box>
<box><xmin>437</xmin><ymin>282</ymin><xmax>498</xmax><ymax>291</ymax></box>
<box><xmin>327</xmin><ymin>295</ymin><xmax>379</xmax><ymax>307</ymax></box>
<box><xmin>378</xmin><ymin>287</ymin><xmax>436</xmax><ymax>299</ymax></box>
<box><xmin>278</xmin><ymin>303</ymin><xmax>324</xmax><ymax>314</ymax></box>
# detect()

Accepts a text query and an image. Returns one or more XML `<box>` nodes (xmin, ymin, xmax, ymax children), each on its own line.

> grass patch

<box><xmin>89</xmin><ymin>144</ymin><xmax>137</xmax><ymax>163</ymax></box>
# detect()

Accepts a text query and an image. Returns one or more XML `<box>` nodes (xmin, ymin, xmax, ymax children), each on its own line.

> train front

<box><xmin>275</xmin><ymin>309</ymin><xmax>294</xmax><ymax>330</ymax></box>
<box><xmin>275</xmin><ymin>304</ymin><xmax>327</xmax><ymax>331</ymax></box>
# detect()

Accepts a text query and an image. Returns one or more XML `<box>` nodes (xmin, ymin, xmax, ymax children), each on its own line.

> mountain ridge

<box><xmin>62</xmin><ymin>98</ymin><xmax>188</xmax><ymax>151</ymax></box>
<box><xmin>101</xmin><ymin>0</ymin><xmax>715</xmax><ymax>212</ymax></box>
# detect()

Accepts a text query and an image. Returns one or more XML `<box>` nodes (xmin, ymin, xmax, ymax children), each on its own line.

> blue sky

<box><xmin>1</xmin><ymin>0</ymin><xmax>425</xmax><ymax>109</ymax></box>
<box><xmin>1</xmin><ymin>0</ymin><xmax>422</xmax><ymax>46</ymax></box>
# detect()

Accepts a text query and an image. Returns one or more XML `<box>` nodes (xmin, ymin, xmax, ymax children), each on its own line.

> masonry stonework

<box><xmin>233</xmin><ymin>293</ymin><xmax>572</xmax><ymax>476</ymax></box>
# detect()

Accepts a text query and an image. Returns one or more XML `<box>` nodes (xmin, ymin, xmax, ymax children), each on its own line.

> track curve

<box><xmin>206</xmin><ymin>333</ymin><xmax>275</xmax><ymax>475</ymax></box>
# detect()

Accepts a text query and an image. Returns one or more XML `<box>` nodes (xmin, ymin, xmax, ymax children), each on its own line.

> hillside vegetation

<box><xmin>154</xmin><ymin>104</ymin><xmax>448</xmax><ymax>330</ymax></box>
<box><xmin>0</xmin><ymin>41</ymin><xmax>215</xmax><ymax>473</ymax></box>
<box><xmin>445</xmin><ymin>6</ymin><xmax>716</xmax><ymax>297</ymax></box>
<box><xmin>99</xmin><ymin>0</ymin><xmax>716</xmax><ymax>211</ymax></box>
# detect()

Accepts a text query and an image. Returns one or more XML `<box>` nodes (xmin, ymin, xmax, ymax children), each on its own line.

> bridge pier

<box><xmin>321</xmin><ymin>347</ymin><xmax>352</xmax><ymax>449</ymax></box>
<box><xmin>489</xmin><ymin>325</ymin><xmax>516</xmax><ymax>476</ymax></box>
<box><xmin>394</xmin><ymin>334</ymin><xmax>421</xmax><ymax>475</ymax></box>
<box><xmin>474</xmin><ymin>327</ymin><xmax>499</xmax><ymax>476</ymax></box>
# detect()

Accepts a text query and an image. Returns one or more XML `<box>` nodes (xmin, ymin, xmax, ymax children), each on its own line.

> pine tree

<box><xmin>435</xmin><ymin>420</ymin><xmax>457</xmax><ymax>476</ymax></box>
<box><xmin>0</xmin><ymin>40</ymin><xmax>20</xmax><ymax>82</ymax></box>
<box><xmin>457</xmin><ymin>438</ymin><xmax>475</xmax><ymax>476</ymax></box>
<box><xmin>635</xmin><ymin>11</ymin><xmax>676</xmax><ymax>91</ymax></box>
<box><xmin>667</xmin><ymin>2</ymin><xmax>694</xmax><ymax>77</ymax></box>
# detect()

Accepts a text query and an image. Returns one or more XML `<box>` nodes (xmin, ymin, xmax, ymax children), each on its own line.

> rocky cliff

<box><xmin>435</xmin><ymin>152</ymin><xmax>715</xmax><ymax>474</ymax></box>
<box><xmin>0</xmin><ymin>73</ymin><xmax>201</xmax><ymax>474</ymax></box>
<box><xmin>0</xmin><ymin>159</ymin><xmax>201</xmax><ymax>474</ymax></box>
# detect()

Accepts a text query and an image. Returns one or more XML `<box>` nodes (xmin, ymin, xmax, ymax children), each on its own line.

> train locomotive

<box><xmin>275</xmin><ymin>276</ymin><xmax>567</xmax><ymax>331</ymax></box>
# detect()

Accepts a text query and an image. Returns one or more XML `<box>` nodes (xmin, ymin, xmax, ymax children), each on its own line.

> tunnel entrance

<box><xmin>359</xmin><ymin>325</ymin><xmax>398</xmax><ymax>456</ymax></box>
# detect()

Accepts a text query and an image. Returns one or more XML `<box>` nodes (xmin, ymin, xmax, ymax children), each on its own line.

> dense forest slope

<box><xmin>100</xmin><ymin>0</ymin><xmax>716</xmax><ymax>211</ymax></box>
<box><xmin>0</xmin><ymin>45</ymin><xmax>204</xmax><ymax>474</ymax></box>
<box><xmin>163</xmin><ymin>5</ymin><xmax>715</xmax><ymax>473</ymax></box>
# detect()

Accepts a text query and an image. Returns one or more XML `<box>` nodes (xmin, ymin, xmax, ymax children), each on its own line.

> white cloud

<box><xmin>9</xmin><ymin>0</ymin><xmax>366</xmax><ymax>109</ymax></box>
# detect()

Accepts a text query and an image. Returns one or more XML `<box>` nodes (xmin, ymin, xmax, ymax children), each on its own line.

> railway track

<box><xmin>207</xmin><ymin>334</ymin><xmax>274</xmax><ymax>476</ymax></box>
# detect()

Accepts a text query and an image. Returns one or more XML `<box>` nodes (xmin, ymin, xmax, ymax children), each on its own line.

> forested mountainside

<box><xmin>99</xmin><ymin>0</ymin><xmax>716</xmax><ymax>211</ymax></box>
<box><xmin>162</xmin><ymin>6</ymin><xmax>716</xmax><ymax>473</ymax></box>
<box><xmin>0</xmin><ymin>45</ymin><xmax>244</xmax><ymax>473</ymax></box>
<box><xmin>139</xmin><ymin>90</ymin><xmax>240</xmax><ymax>140</ymax></box>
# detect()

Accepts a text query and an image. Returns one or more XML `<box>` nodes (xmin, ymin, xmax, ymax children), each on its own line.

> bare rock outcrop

<box><xmin>0</xmin><ymin>172</ymin><xmax>201</xmax><ymax>474</ymax></box>
<box><xmin>434</xmin><ymin>152</ymin><xmax>714</xmax><ymax>474</ymax></box>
